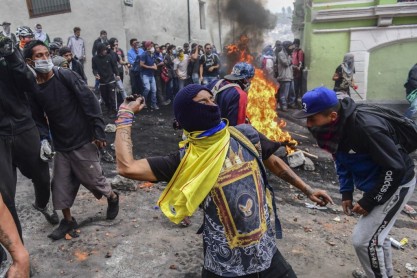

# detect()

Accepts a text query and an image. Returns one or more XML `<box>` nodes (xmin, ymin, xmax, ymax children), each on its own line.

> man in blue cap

<box><xmin>294</xmin><ymin>87</ymin><xmax>416</xmax><ymax>278</ymax></box>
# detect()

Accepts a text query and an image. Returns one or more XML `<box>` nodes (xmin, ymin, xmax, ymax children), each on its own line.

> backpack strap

<box><xmin>228</xmin><ymin>126</ymin><xmax>283</xmax><ymax>239</ymax></box>
<box><xmin>211</xmin><ymin>79</ymin><xmax>241</xmax><ymax>100</ymax></box>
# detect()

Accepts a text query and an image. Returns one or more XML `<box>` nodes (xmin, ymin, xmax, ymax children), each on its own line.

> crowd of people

<box><xmin>0</xmin><ymin>20</ymin><xmax>416</xmax><ymax>278</ymax></box>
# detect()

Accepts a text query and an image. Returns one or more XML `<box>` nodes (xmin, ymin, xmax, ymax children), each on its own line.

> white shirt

<box><xmin>67</xmin><ymin>35</ymin><xmax>86</xmax><ymax>61</ymax></box>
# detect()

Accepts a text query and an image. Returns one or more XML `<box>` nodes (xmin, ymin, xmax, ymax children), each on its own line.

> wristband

<box><xmin>115</xmin><ymin>106</ymin><xmax>134</xmax><ymax>129</ymax></box>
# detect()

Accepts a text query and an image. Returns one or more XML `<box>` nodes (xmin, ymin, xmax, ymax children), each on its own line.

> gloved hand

<box><xmin>353</xmin><ymin>85</ymin><xmax>358</xmax><ymax>90</ymax></box>
<box><xmin>40</xmin><ymin>139</ymin><xmax>55</xmax><ymax>162</ymax></box>
<box><xmin>0</xmin><ymin>35</ymin><xmax>14</xmax><ymax>57</ymax></box>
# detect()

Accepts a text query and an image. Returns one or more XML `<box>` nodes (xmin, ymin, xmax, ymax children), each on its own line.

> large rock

<box><xmin>111</xmin><ymin>175</ymin><xmax>138</xmax><ymax>191</ymax></box>
<box><xmin>303</xmin><ymin>157</ymin><xmax>315</xmax><ymax>171</ymax></box>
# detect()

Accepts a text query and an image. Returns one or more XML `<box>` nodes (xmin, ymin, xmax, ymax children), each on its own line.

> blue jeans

<box><xmin>141</xmin><ymin>74</ymin><xmax>157</xmax><ymax>107</ymax></box>
<box><xmin>192</xmin><ymin>73</ymin><xmax>200</xmax><ymax>84</ymax></box>
<box><xmin>405</xmin><ymin>97</ymin><xmax>417</xmax><ymax>121</ymax></box>
<box><xmin>202</xmin><ymin>76</ymin><xmax>217</xmax><ymax>85</ymax></box>
<box><xmin>278</xmin><ymin>81</ymin><xmax>296</xmax><ymax>109</ymax></box>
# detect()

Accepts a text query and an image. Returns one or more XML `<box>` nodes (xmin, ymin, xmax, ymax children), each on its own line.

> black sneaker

<box><xmin>48</xmin><ymin>217</ymin><xmax>78</xmax><ymax>240</ymax></box>
<box><xmin>106</xmin><ymin>192</ymin><xmax>119</xmax><ymax>220</ymax></box>
<box><xmin>32</xmin><ymin>203</ymin><xmax>59</xmax><ymax>225</ymax></box>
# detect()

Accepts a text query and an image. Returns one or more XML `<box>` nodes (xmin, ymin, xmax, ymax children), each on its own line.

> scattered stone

<box><xmin>105</xmin><ymin>252</ymin><xmax>112</xmax><ymax>258</ymax></box>
<box><xmin>303</xmin><ymin>226</ymin><xmax>313</xmax><ymax>233</ymax></box>
<box><xmin>287</xmin><ymin>150</ymin><xmax>306</xmax><ymax>168</ymax></box>
<box><xmin>296</xmin><ymin>193</ymin><xmax>305</xmax><ymax>200</ymax></box>
<box><xmin>65</xmin><ymin>234</ymin><xmax>72</xmax><ymax>240</ymax></box>
<box><xmin>104</xmin><ymin>124</ymin><xmax>116</xmax><ymax>133</ymax></box>
<box><xmin>169</xmin><ymin>264</ymin><xmax>177</xmax><ymax>270</ymax></box>
<box><xmin>333</xmin><ymin>216</ymin><xmax>341</xmax><ymax>222</ymax></box>
<box><xmin>303</xmin><ymin>157</ymin><xmax>315</xmax><ymax>171</ymax></box>
<box><xmin>293</xmin><ymin>217</ymin><xmax>298</xmax><ymax>222</ymax></box>
<box><xmin>111</xmin><ymin>175</ymin><xmax>138</xmax><ymax>191</ymax></box>
<box><xmin>326</xmin><ymin>241</ymin><xmax>336</xmax><ymax>246</ymax></box>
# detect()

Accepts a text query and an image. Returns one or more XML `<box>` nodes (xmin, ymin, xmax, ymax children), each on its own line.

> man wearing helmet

<box><xmin>206</xmin><ymin>62</ymin><xmax>255</xmax><ymax>126</ymax></box>
<box><xmin>15</xmin><ymin>26</ymin><xmax>34</xmax><ymax>52</ymax></box>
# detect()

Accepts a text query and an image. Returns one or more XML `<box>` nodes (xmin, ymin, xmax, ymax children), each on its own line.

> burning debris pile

<box><xmin>215</xmin><ymin>0</ymin><xmax>298</xmax><ymax>153</ymax></box>
<box><xmin>225</xmin><ymin>36</ymin><xmax>298</xmax><ymax>153</ymax></box>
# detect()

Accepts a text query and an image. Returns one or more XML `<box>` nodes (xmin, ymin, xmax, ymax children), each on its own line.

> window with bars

<box><xmin>26</xmin><ymin>0</ymin><xmax>71</xmax><ymax>18</ymax></box>
<box><xmin>199</xmin><ymin>1</ymin><xmax>206</xmax><ymax>30</ymax></box>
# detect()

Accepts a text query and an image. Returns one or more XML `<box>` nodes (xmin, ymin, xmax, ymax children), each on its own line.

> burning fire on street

<box><xmin>226</xmin><ymin>37</ymin><xmax>297</xmax><ymax>153</ymax></box>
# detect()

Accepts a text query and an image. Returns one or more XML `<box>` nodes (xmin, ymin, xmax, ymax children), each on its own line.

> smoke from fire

<box><xmin>209</xmin><ymin>0</ymin><xmax>278</xmax><ymax>50</ymax></box>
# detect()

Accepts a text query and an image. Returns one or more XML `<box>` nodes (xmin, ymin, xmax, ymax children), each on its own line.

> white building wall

<box><xmin>0</xmin><ymin>0</ymin><xmax>231</xmax><ymax>86</ymax></box>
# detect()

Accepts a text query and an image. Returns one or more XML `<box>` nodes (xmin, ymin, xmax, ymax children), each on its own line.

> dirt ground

<box><xmin>15</xmin><ymin>104</ymin><xmax>417</xmax><ymax>278</ymax></box>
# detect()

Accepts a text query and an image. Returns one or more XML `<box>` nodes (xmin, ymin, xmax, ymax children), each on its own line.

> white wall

<box><xmin>0</xmin><ymin>0</ymin><xmax>231</xmax><ymax>85</ymax></box>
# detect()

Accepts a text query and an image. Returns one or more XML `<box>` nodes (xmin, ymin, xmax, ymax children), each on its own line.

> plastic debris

<box><xmin>389</xmin><ymin>237</ymin><xmax>404</xmax><ymax>249</ymax></box>
<box><xmin>333</xmin><ymin>216</ymin><xmax>341</xmax><ymax>222</ymax></box>
<box><xmin>305</xmin><ymin>202</ymin><xmax>328</xmax><ymax>210</ymax></box>
<box><xmin>405</xmin><ymin>263</ymin><xmax>417</xmax><ymax>272</ymax></box>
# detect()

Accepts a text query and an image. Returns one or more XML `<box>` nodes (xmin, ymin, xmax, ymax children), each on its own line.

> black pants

<box><xmin>201</xmin><ymin>249</ymin><xmax>297</xmax><ymax>278</ymax></box>
<box><xmin>100</xmin><ymin>82</ymin><xmax>117</xmax><ymax>113</ymax></box>
<box><xmin>0</xmin><ymin>126</ymin><xmax>51</xmax><ymax>239</ymax></box>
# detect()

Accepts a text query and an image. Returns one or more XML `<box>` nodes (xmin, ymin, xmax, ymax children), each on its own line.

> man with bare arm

<box><xmin>0</xmin><ymin>194</ymin><xmax>30</xmax><ymax>278</ymax></box>
<box><xmin>115</xmin><ymin>84</ymin><xmax>332</xmax><ymax>277</ymax></box>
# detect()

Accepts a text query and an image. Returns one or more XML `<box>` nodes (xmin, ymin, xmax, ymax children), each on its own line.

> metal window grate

<box><xmin>27</xmin><ymin>0</ymin><xmax>71</xmax><ymax>18</ymax></box>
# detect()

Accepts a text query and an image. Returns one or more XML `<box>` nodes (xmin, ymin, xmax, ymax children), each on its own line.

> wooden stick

<box><xmin>301</xmin><ymin>150</ymin><xmax>318</xmax><ymax>159</ymax></box>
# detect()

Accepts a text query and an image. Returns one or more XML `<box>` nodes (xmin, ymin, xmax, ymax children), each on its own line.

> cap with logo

<box><xmin>224</xmin><ymin>62</ymin><xmax>255</xmax><ymax>81</ymax></box>
<box><xmin>293</xmin><ymin>87</ymin><xmax>339</xmax><ymax>119</ymax></box>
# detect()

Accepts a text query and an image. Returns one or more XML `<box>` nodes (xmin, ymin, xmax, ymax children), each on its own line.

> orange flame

<box><xmin>225</xmin><ymin>38</ymin><xmax>297</xmax><ymax>150</ymax></box>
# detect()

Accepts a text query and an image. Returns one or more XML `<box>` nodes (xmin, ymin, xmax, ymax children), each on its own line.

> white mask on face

<box><xmin>150</xmin><ymin>47</ymin><xmax>155</xmax><ymax>54</ymax></box>
<box><xmin>33</xmin><ymin>58</ymin><xmax>53</xmax><ymax>73</ymax></box>
<box><xmin>162</xmin><ymin>50</ymin><xmax>166</xmax><ymax>54</ymax></box>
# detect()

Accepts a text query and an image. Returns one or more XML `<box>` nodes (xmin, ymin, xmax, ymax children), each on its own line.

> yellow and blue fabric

<box><xmin>157</xmin><ymin>121</ymin><xmax>230</xmax><ymax>224</ymax></box>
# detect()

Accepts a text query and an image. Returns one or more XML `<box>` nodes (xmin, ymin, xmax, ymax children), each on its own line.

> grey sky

<box><xmin>266</xmin><ymin>0</ymin><xmax>295</xmax><ymax>14</ymax></box>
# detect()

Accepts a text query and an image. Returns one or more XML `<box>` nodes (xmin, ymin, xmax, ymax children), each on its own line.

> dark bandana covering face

<box><xmin>173</xmin><ymin>84</ymin><xmax>221</xmax><ymax>132</ymax></box>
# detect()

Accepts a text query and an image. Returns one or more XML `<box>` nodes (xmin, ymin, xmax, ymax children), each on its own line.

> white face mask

<box><xmin>150</xmin><ymin>47</ymin><xmax>155</xmax><ymax>54</ymax></box>
<box><xmin>162</xmin><ymin>50</ymin><xmax>166</xmax><ymax>54</ymax></box>
<box><xmin>33</xmin><ymin>58</ymin><xmax>53</xmax><ymax>73</ymax></box>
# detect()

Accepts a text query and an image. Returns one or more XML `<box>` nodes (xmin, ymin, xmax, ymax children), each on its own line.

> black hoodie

<box><xmin>334</xmin><ymin>98</ymin><xmax>414</xmax><ymax>212</ymax></box>
<box><xmin>0</xmin><ymin>50</ymin><xmax>43</xmax><ymax>136</ymax></box>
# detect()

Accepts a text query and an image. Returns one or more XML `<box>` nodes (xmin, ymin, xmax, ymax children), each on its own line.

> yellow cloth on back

<box><xmin>157</xmin><ymin>126</ymin><xmax>230</xmax><ymax>224</ymax></box>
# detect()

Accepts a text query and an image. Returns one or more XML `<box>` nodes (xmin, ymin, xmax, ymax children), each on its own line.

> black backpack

<box><xmin>353</xmin><ymin>104</ymin><xmax>417</xmax><ymax>153</ymax></box>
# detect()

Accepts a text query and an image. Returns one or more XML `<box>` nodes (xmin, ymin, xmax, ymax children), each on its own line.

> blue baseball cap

<box><xmin>293</xmin><ymin>87</ymin><xmax>339</xmax><ymax>118</ymax></box>
<box><xmin>224</xmin><ymin>62</ymin><xmax>255</xmax><ymax>81</ymax></box>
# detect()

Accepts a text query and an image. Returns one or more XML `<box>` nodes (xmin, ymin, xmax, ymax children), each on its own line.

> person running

<box><xmin>24</xmin><ymin>40</ymin><xmax>120</xmax><ymax>240</ymax></box>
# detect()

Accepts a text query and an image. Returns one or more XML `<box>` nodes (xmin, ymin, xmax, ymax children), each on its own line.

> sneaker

<box><xmin>32</xmin><ymin>203</ymin><xmax>59</xmax><ymax>225</ymax></box>
<box><xmin>48</xmin><ymin>217</ymin><xmax>78</xmax><ymax>240</ymax></box>
<box><xmin>151</xmin><ymin>105</ymin><xmax>160</xmax><ymax>110</ymax></box>
<box><xmin>106</xmin><ymin>192</ymin><xmax>119</xmax><ymax>220</ymax></box>
<box><xmin>352</xmin><ymin>269</ymin><xmax>367</xmax><ymax>278</ymax></box>
<box><xmin>161</xmin><ymin>99</ymin><xmax>171</xmax><ymax>106</ymax></box>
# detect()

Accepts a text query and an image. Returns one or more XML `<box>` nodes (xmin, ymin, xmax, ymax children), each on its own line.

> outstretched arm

<box><xmin>115</xmin><ymin>98</ymin><xmax>158</xmax><ymax>181</ymax></box>
<box><xmin>0</xmin><ymin>194</ymin><xmax>30</xmax><ymax>278</ymax></box>
<box><xmin>264</xmin><ymin>154</ymin><xmax>333</xmax><ymax>206</ymax></box>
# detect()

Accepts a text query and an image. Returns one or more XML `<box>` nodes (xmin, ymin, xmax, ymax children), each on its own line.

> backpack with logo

<box><xmin>353</xmin><ymin>104</ymin><xmax>417</xmax><ymax>153</ymax></box>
